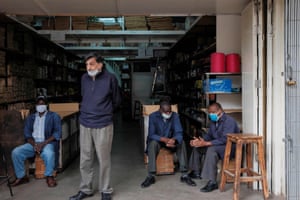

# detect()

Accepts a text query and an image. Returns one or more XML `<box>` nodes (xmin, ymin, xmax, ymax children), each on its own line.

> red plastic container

<box><xmin>210</xmin><ymin>52</ymin><xmax>225</xmax><ymax>73</ymax></box>
<box><xmin>226</xmin><ymin>53</ymin><xmax>241</xmax><ymax>73</ymax></box>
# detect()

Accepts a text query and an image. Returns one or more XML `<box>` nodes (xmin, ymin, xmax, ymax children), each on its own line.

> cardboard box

<box><xmin>204</xmin><ymin>79</ymin><xmax>232</xmax><ymax>93</ymax></box>
<box><xmin>49</xmin><ymin>103</ymin><xmax>79</xmax><ymax>119</ymax></box>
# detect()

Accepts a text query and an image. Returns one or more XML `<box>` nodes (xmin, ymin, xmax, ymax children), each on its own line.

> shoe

<box><xmin>141</xmin><ymin>176</ymin><xmax>155</xmax><ymax>188</ymax></box>
<box><xmin>188</xmin><ymin>171</ymin><xmax>202</xmax><ymax>179</ymax></box>
<box><xmin>69</xmin><ymin>191</ymin><xmax>93</xmax><ymax>200</ymax></box>
<box><xmin>10</xmin><ymin>176</ymin><xmax>29</xmax><ymax>187</ymax></box>
<box><xmin>102</xmin><ymin>193</ymin><xmax>112</xmax><ymax>200</ymax></box>
<box><xmin>180</xmin><ymin>175</ymin><xmax>197</xmax><ymax>186</ymax></box>
<box><xmin>200</xmin><ymin>180</ymin><xmax>218</xmax><ymax>192</ymax></box>
<box><xmin>46</xmin><ymin>176</ymin><xmax>57</xmax><ymax>187</ymax></box>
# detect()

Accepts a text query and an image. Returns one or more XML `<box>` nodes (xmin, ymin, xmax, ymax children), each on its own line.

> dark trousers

<box><xmin>147</xmin><ymin>140</ymin><xmax>188</xmax><ymax>173</ymax></box>
<box><xmin>188</xmin><ymin>147</ymin><xmax>206</xmax><ymax>173</ymax></box>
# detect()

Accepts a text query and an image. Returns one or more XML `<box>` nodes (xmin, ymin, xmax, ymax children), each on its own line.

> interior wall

<box><xmin>216</xmin><ymin>15</ymin><xmax>242</xmax><ymax>111</ymax></box>
<box><xmin>131</xmin><ymin>69</ymin><xmax>155</xmax><ymax>110</ymax></box>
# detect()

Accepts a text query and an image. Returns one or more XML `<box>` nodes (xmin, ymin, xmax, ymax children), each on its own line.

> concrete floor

<box><xmin>1</xmin><ymin>112</ymin><xmax>284</xmax><ymax>200</ymax></box>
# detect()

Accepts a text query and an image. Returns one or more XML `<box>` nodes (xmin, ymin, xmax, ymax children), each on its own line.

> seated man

<box><xmin>11</xmin><ymin>96</ymin><xmax>62</xmax><ymax>187</ymax></box>
<box><xmin>190</xmin><ymin>102</ymin><xmax>240</xmax><ymax>192</ymax></box>
<box><xmin>141</xmin><ymin>97</ymin><xmax>196</xmax><ymax>188</ymax></box>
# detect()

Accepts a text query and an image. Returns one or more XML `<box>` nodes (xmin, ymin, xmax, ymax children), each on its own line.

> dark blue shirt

<box><xmin>148</xmin><ymin>111</ymin><xmax>183</xmax><ymax>144</ymax></box>
<box><xmin>79</xmin><ymin>69</ymin><xmax>121</xmax><ymax>128</ymax></box>
<box><xmin>204</xmin><ymin>113</ymin><xmax>240</xmax><ymax>146</ymax></box>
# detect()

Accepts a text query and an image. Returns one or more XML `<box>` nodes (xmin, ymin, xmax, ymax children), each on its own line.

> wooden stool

<box><xmin>156</xmin><ymin>148</ymin><xmax>174</xmax><ymax>175</ymax></box>
<box><xmin>34</xmin><ymin>154</ymin><xmax>46</xmax><ymax>179</ymax></box>
<box><xmin>219</xmin><ymin>134</ymin><xmax>269</xmax><ymax>200</ymax></box>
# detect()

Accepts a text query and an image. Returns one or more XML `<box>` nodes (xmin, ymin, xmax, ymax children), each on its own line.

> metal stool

<box><xmin>219</xmin><ymin>133</ymin><xmax>269</xmax><ymax>200</ymax></box>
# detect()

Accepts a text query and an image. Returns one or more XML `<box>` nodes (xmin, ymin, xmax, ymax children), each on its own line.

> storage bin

<box><xmin>204</xmin><ymin>79</ymin><xmax>232</xmax><ymax>93</ymax></box>
<box><xmin>210</xmin><ymin>52</ymin><xmax>225</xmax><ymax>72</ymax></box>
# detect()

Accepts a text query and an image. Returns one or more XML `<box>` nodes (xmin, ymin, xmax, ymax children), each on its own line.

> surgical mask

<box><xmin>162</xmin><ymin>113</ymin><xmax>172</xmax><ymax>120</ymax></box>
<box><xmin>87</xmin><ymin>69</ymin><xmax>100</xmax><ymax>77</ymax></box>
<box><xmin>36</xmin><ymin>105</ymin><xmax>47</xmax><ymax>113</ymax></box>
<box><xmin>209</xmin><ymin>113</ymin><xmax>219</xmax><ymax>122</ymax></box>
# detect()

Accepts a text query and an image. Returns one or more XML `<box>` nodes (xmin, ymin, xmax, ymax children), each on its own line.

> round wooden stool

<box><xmin>219</xmin><ymin>133</ymin><xmax>269</xmax><ymax>200</ymax></box>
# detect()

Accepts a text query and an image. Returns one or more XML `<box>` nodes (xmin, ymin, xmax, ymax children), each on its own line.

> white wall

<box><xmin>217</xmin><ymin>15</ymin><xmax>241</xmax><ymax>55</ymax></box>
<box><xmin>216</xmin><ymin>15</ymin><xmax>242</xmax><ymax>112</ymax></box>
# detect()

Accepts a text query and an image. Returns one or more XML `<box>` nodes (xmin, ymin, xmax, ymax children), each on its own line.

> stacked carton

<box><xmin>55</xmin><ymin>16</ymin><xmax>70</xmax><ymax>30</ymax></box>
<box><xmin>146</xmin><ymin>17</ymin><xmax>174</xmax><ymax>30</ymax></box>
<box><xmin>88</xmin><ymin>21</ymin><xmax>104</xmax><ymax>30</ymax></box>
<box><xmin>72</xmin><ymin>16</ymin><xmax>87</xmax><ymax>30</ymax></box>
<box><xmin>104</xmin><ymin>24</ymin><xmax>122</xmax><ymax>30</ymax></box>
<box><xmin>124</xmin><ymin>16</ymin><xmax>148</xmax><ymax>30</ymax></box>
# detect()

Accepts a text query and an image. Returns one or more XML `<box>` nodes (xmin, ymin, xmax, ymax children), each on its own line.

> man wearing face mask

<box><xmin>11</xmin><ymin>96</ymin><xmax>62</xmax><ymax>187</ymax></box>
<box><xmin>141</xmin><ymin>97</ymin><xmax>196</xmax><ymax>188</ymax></box>
<box><xmin>70</xmin><ymin>53</ymin><xmax>121</xmax><ymax>200</ymax></box>
<box><xmin>189</xmin><ymin>102</ymin><xmax>240</xmax><ymax>192</ymax></box>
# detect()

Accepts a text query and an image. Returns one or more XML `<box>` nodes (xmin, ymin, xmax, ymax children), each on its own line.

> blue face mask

<box><xmin>209</xmin><ymin>113</ymin><xmax>219</xmax><ymax>122</ymax></box>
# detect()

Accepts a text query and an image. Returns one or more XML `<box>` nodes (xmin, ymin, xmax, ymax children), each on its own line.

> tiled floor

<box><xmin>1</xmin><ymin>112</ymin><xmax>284</xmax><ymax>200</ymax></box>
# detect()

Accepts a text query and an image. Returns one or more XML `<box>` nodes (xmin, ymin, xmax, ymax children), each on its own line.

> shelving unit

<box><xmin>166</xmin><ymin>16</ymin><xmax>216</xmax><ymax>138</ymax></box>
<box><xmin>0</xmin><ymin>14</ymin><xmax>81</xmax><ymax>110</ymax></box>
<box><xmin>203</xmin><ymin>72</ymin><xmax>242</xmax><ymax>110</ymax></box>
<box><xmin>120</xmin><ymin>63</ymin><xmax>132</xmax><ymax>119</ymax></box>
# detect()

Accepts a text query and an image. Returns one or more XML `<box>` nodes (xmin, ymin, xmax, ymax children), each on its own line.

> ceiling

<box><xmin>0</xmin><ymin>0</ymin><xmax>250</xmax><ymax>59</ymax></box>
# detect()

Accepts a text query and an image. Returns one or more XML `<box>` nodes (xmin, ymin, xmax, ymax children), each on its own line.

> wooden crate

<box><xmin>156</xmin><ymin>148</ymin><xmax>174</xmax><ymax>175</ymax></box>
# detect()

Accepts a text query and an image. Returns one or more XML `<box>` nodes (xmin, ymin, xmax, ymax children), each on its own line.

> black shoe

<box><xmin>141</xmin><ymin>176</ymin><xmax>155</xmax><ymax>188</ymax></box>
<box><xmin>188</xmin><ymin>171</ymin><xmax>202</xmax><ymax>179</ymax></box>
<box><xmin>200</xmin><ymin>181</ymin><xmax>218</xmax><ymax>192</ymax></box>
<box><xmin>102</xmin><ymin>192</ymin><xmax>112</xmax><ymax>200</ymax></box>
<box><xmin>180</xmin><ymin>175</ymin><xmax>197</xmax><ymax>186</ymax></box>
<box><xmin>69</xmin><ymin>191</ymin><xmax>93</xmax><ymax>200</ymax></box>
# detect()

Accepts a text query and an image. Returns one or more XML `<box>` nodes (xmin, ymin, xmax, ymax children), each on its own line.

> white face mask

<box><xmin>87</xmin><ymin>69</ymin><xmax>100</xmax><ymax>77</ymax></box>
<box><xmin>162</xmin><ymin>113</ymin><xmax>172</xmax><ymax>120</ymax></box>
<box><xmin>36</xmin><ymin>105</ymin><xmax>47</xmax><ymax>113</ymax></box>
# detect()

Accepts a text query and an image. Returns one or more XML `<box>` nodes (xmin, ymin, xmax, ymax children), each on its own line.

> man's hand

<box><xmin>160</xmin><ymin>137</ymin><xmax>176</xmax><ymax>148</ymax></box>
<box><xmin>190</xmin><ymin>137</ymin><xmax>208</xmax><ymax>147</ymax></box>
<box><xmin>166</xmin><ymin>138</ymin><xmax>176</xmax><ymax>148</ymax></box>
<box><xmin>34</xmin><ymin>142</ymin><xmax>47</xmax><ymax>154</ymax></box>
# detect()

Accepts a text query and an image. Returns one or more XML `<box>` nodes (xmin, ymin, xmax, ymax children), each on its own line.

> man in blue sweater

<box><xmin>11</xmin><ymin>96</ymin><xmax>62</xmax><ymax>188</ymax></box>
<box><xmin>70</xmin><ymin>53</ymin><xmax>121</xmax><ymax>200</ymax></box>
<box><xmin>190</xmin><ymin>102</ymin><xmax>240</xmax><ymax>192</ymax></box>
<box><xmin>141</xmin><ymin>97</ymin><xmax>196</xmax><ymax>188</ymax></box>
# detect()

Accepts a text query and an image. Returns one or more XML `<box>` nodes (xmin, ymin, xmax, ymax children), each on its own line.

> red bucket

<box><xmin>226</xmin><ymin>53</ymin><xmax>241</xmax><ymax>73</ymax></box>
<box><xmin>210</xmin><ymin>52</ymin><xmax>225</xmax><ymax>73</ymax></box>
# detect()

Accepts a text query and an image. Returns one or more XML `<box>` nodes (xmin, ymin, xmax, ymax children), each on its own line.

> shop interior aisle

<box><xmin>1</xmin><ymin>111</ymin><xmax>280</xmax><ymax>200</ymax></box>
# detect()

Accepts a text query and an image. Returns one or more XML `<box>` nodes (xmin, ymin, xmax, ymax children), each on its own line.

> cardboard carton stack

<box><xmin>146</xmin><ymin>17</ymin><xmax>174</xmax><ymax>30</ymax></box>
<box><xmin>88</xmin><ymin>21</ymin><xmax>104</xmax><ymax>30</ymax></box>
<box><xmin>104</xmin><ymin>24</ymin><xmax>122</xmax><ymax>30</ymax></box>
<box><xmin>125</xmin><ymin>16</ymin><xmax>148</xmax><ymax>30</ymax></box>
<box><xmin>42</xmin><ymin>17</ymin><xmax>55</xmax><ymax>30</ymax></box>
<box><xmin>72</xmin><ymin>16</ymin><xmax>87</xmax><ymax>30</ymax></box>
<box><xmin>55</xmin><ymin>16</ymin><xmax>70</xmax><ymax>30</ymax></box>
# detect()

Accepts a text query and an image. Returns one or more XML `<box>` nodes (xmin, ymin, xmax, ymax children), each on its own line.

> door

<box><xmin>285</xmin><ymin>0</ymin><xmax>300</xmax><ymax>199</ymax></box>
<box><xmin>241</xmin><ymin>0</ymin><xmax>266</xmax><ymax>189</ymax></box>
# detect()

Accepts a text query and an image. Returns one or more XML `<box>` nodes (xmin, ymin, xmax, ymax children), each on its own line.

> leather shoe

<box><xmin>10</xmin><ymin>176</ymin><xmax>29</xmax><ymax>187</ymax></box>
<box><xmin>102</xmin><ymin>192</ymin><xmax>112</xmax><ymax>200</ymax></box>
<box><xmin>180</xmin><ymin>175</ymin><xmax>196</xmax><ymax>186</ymax></box>
<box><xmin>141</xmin><ymin>176</ymin><xmax>155</xmax><ymax>188</ymax></box>
<box><xmin>200</xmin><ymin>180</ymin><xmax>218</xmax><ymax>192</ymax></box>
<box><xmin>188</xmin><ymin>171</ymin><xmax>202</xmax><ymax>179</ymax></box>
<box><xmin>46</xmin><ymin>176</ymin><xmax>57</xmax><ymax>187</ymax></box>
<box><xmin>69</xmin><ymin>191</ymin><xmax>93</xmax><ymax>200</ymax></box>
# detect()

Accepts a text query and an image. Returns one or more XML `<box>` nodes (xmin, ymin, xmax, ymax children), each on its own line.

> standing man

<box><xmin>70</xmin><ymin>53</ymin><xmax>121</xmax><ymax>200</ymax></box>
<box><xmin>141</xmin><ymin>97</ymin><xmax>196</xmax><ymax>188</ymax></box>
<box><xmin>11</xmin><ymin>95</ymin><xmax>61</xmax><ymax>188</ymax></box>
<box><xmin>190</xmin><ymin>102</ymin><xmax>240</xmax><ymax>192</ymax></box>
